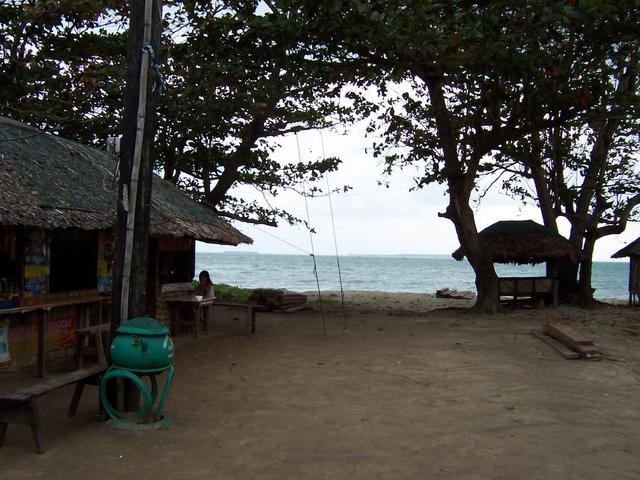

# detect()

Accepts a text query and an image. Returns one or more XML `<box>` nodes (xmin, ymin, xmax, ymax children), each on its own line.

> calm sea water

<box><xmin>196</xmin><ymin>252</ymin><xmax>630</xmax><ymax>300</ymax></box>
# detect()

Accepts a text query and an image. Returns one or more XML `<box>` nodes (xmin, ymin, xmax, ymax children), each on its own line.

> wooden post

<box><xmin>112</xmin><ymin>0</ymin><xmax>162</xmax><ymax>334</ymax></box>
<box><xmin>629</xmin><ymin>257</ymin><xmax>634</xmax><ymax>306</ymax></box>
<box><xmin>37</xmin><ymin>310</ymin><xmax>47</xmax><ymax>378</ymax></box>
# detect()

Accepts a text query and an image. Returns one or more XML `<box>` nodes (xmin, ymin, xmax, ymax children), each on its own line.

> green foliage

<box><xmin>155</xmin><ymin>2</ymin><xmax>359</xmax><ymax>225</ymax></box>
<box><xmin>0</xmin><ymin>1</ymin><xmax>129</xmax><ymax>144</ymax></box>
<box><xmin>212</xmin><ymin>283</ymin><xmax>254</xmax><ymax>300</ymax></box>
<box><xmin>292</xmin><ymin>0</ymin><xmax>640</xmax><ymax>309</ymax></box>
<box><xmin>0</xmin><ymin>1</ymin><xmax>355</xmax><ymax>227</ymax></box>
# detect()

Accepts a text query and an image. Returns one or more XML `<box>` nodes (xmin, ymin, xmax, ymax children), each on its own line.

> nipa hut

<box><xmin>452</xmin><ymin>220</ymin><xmax>579</xmax><ymax>305</ymax></box>
<box><xmin>611</xmin><ymin>237</ymin><xmax>640</xmax><ymax>305</ymax></box>
<box><xmin>0</xmin><ymin>116</ymin><xmax>251</xmax><ymax>371</ymax></box>
<box><xmin>453</xmin><ymin>220</ymin><xmax>579</xmax><ymax>265</ymax></box>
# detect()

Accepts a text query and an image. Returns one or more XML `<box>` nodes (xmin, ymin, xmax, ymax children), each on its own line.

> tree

<box><xmin>300</xmin><ymin>0</ymin><xmax>640</xmax><ymax>311</ymax></box>
<box><xmin>0</xmin><ymin>0</ymin><xmax>129</xmax><ymax>143</ymax></box>
<box><xmin>155</xmin><ymin>2</ymin><xmax>358</xmax><ymax>226</ymax></box>
<box><xmin>0</xmin><ymin>1</ymin><xmax>356</xmax><ymax>228</ymax></box>
<box><xmin>492</xmin><ymin>45</ymin><xmax>640</xmax><ymax>305</ymax></box>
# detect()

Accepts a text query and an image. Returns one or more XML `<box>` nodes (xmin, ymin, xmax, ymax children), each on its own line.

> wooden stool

<box><xmin>74</xmin><ymin>324</ymin><xmax>110</xmax><ymax>369</ymax></box>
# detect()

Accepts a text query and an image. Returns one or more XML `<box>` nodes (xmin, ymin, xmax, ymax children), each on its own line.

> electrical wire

<box><xmin>296</xmin><ymin>133</ymin><xmax>327</xmax><ymax>336</ymax></box>
<box><xmin>320</xmin><ymin>130</ymin><xmax>347</xmax><ymax>328</ymax></box>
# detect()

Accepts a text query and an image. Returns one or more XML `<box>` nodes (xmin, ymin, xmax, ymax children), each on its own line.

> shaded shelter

<box><xmin>0</xmin><ymin>116</ymin><xmax>251</xmax><ymax>372</ymax></box>
<box><xmin>611</xmin><ymin>237</ymin><xmax>640</xmax><ymax>305</ymax></box>
<box><xmin>453</xmin><ymin>220</ymin><xmax>579</xmax><ymax>306</ymax></box>
<box><xmin>452</xmin><ymin>220</ymin><xmax>579</xmax><ymax>266</ymax></box>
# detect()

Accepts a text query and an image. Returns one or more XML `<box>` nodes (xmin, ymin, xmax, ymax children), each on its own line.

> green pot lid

<box><xmin>116</xmin><ymin>316</ymin><xmax>169</xmax><ymax>336</ymax></box>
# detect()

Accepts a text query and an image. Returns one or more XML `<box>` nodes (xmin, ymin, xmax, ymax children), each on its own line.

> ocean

<box><xmin>196</xmin><ymin>252</ymin><xmax>630</xmax><ymax>300</ymax></box>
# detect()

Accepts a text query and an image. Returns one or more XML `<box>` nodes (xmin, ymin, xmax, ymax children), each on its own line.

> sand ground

<box><xmin>2</xmin><ymin>292</ymin><xmax>640</xmax><ymax>479</ymax></box>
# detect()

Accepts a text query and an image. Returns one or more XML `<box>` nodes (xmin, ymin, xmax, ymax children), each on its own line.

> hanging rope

<box><xmin>296</xmin><ymin>133</ymin><xmax>327</xmax><ymax>336</ymax></box>
<box><xmin>320</xmin><ymin>131</ymin><xmax>347</xmax><ymax>328</ymax></box>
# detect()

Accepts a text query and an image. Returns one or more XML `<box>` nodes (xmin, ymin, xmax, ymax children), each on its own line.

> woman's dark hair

<box><xmin>198</xmin><ymin>270</ymin><xmax>212</xmax><ymax>286</ymax></box>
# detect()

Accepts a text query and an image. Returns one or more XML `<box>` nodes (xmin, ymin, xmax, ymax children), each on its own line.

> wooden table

<box><xmin>167</xmin><ymin>296</ymin><xmax>216</xmax><ymax>338</ymax></box>
<box><xmin>0</xmin><ymin>295</ymin><xmax>111</xmax><ymax>378</ymax></box>
<box><xmin>167</xmin><ymin>296</ymin><xmax>257</xmax><ymax>338</ymax></box>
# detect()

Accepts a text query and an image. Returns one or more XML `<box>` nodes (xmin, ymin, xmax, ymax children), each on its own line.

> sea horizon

<box><xmin>208</xmin><ymin>250</ymin><xmax>626</xmax><ymax>262</ymax></box>
<box><xmin>196</xmin><ymin>251</ymin><xmax>630</xmax><ymax>300</ymax></box>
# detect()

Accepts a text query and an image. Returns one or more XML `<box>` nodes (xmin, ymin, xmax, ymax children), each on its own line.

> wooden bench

<box><xmin>499</xmin><ymin>276</ymin><xmax>558</xmax><ymax>307</ymax></box>
<box><xmin>0</xmin><ymin>365</ymin><xmax>106</xmax><ymax>453</ymax></box>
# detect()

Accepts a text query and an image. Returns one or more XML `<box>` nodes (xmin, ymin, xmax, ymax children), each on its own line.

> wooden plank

<box><xmin>0</xmin><ymin>295</ymin><xmax>110</xmax><ymax>315</ymax></box>
<box><xmin>530</xmin><ymin>330</ymin><xmax>581</xmax><ymax>359</ymax></box>
<box><xmin>544</xmin><ymin>322</ymin><xmax>594</xmax><ymax>346</ymax></box>
<box><xmin>1</xmin><ymin>366</ymin><xmax>106</xmax><ymax>401</ymax></box>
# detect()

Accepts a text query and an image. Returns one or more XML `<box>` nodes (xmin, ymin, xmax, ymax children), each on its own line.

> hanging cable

<box><xmin>251</xmin><ymin>224</ymin><xmax>311</xmax><ymax>255</ymax></box>
<box><xmin>320</xmin><ymin>131</ymin><xmax>347</xmax><ymax>328</ymax></box>
<box><xmin>296</xmin><ymin>133</ymin><xmax>327</xmax><ymax>336</ymax></box>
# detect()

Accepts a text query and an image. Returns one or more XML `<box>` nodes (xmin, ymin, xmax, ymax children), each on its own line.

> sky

<box><xmin>197</xmin><ymin>122</ymin><xmax>640</xmax><ymax>262</ymax></box>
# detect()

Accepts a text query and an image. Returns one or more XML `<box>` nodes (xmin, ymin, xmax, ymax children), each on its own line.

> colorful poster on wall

<box><xmin>0</xmin><ymin>321</ymin><xmax>9</xmax><ymax>363</ymax></box>
<box><xmin>97</xmin><ymin>232</ymin><xmax>113</xmax><ymax>293</ymax></box>
<box><xmin>24</xmin><ymin>229</ymin><xmax>50</xmax><ymax>294</ymax></box>
<box><xmin>7</xmin><ymin>315</ymin><xmax>77</xmax><ymax>358</ymax></box>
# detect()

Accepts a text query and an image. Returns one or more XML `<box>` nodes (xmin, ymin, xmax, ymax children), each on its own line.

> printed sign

<box><xmin>8</xmin><ymin>315</ymin><xmax>77</xmax><ymax>358</ymax></box>
<box><xmin>97</xmin><ymin>232</ymin><xmax>113</xmax><ymax>293</ymax></box>
<box><xmin>24</xmin><ymin>229</ymin><xmax>50</xmax><ymax>294</ymax></box>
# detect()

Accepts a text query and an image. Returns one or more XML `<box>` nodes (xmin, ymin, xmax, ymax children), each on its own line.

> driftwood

<box><xmin>436</xmin><ymin>288</ymin><xmax>475</xmax><ymax>300</ymax></box>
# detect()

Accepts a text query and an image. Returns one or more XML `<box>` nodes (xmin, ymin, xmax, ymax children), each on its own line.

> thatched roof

<box><xmin>452</xmin><ymin>220</ymin><xmax>579</xmax><ymax>265</ymax></box>
<box><xmin>0</xmin><ymin>117</ymin><xmax>252</xmax><ymax>245</ymax></box>
<box><xmin>611</xmin><ymin>237</ymin><xmax>640</xmax><ymax>258</ymax></box>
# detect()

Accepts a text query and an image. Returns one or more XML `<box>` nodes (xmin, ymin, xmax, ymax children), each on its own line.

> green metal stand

<box><xmin>100</xmin><ymin>364</ymin><xmax>174</xmax><ymax>430</ymax></box>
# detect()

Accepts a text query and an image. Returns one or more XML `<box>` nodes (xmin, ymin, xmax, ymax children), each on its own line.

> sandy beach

<box><xmin>2</xmin><ymin>292</ymin><xmax>640</xmax><ymax>479</ymax></box>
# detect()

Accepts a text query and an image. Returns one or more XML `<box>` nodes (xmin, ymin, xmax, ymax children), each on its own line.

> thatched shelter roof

<box><xmin>0</xmin><ymin>117</ymin><xmax>252</xmax><ymax>245</ymax></box>
<box><xmin>452</xmin><ymin>220</ymin><xmax>579</xmax><ymax>265</ymax></box>
<box><xmin>611</xmin><ymin>237</ymin><xmax>640</xmax><ymax>258</ymax></box>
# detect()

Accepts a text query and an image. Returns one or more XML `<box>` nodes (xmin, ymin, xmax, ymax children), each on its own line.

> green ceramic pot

<box><xmin>110</xmin><ymin>316</ymin><xmax>174</xmax><ymax>371</ymax></box>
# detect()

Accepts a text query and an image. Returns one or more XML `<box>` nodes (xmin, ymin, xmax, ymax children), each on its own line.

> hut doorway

<box><xmin>50</xmin><ymin>230</ymin><xmax>98</xmax><ymax>293</ymax></box>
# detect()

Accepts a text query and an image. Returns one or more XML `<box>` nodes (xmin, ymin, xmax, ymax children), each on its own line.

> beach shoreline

<box><xmin>302</xmin><ymin>289</ymin><xmax>630</xmax><ymax>311</ymax></box>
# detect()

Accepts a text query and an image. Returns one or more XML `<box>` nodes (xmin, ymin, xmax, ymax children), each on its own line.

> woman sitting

<box><xmin>194</xmin><ymin>270</ymin><xmax>215</xmax><ymax>299</ymax></box>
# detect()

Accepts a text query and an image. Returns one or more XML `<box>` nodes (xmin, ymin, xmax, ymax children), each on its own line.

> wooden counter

<box><xmin>0</xmin><ymin>295</ymin><xmax>111</xmax><ymax>377</ymax></box>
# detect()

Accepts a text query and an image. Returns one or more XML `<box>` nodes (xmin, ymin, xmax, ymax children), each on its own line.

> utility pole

<box><xmin>112</xmin><ymin>0</ymin><xmax>162</xmax><ymax>335</ymax></box>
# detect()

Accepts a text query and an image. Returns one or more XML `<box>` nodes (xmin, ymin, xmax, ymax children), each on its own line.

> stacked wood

<box><xmin>436</xmin><ymin>288</ymin><xmax>475</xmax><ymax>300</ymax></box>
<box><xmin>530</xmin><ymin>322</ymin><xmax>602</xmax><ymax>360</ymax></box>
<box><xmin>249</xmin><ymin>289</ymin><xmax>307</xmax><ymax>312</ymax></box>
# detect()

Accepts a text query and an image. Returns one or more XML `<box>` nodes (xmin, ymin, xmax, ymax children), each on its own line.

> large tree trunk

<box><xmin>111</xmin><ymin>0</ymin><xmax>162</xmax><ymax>332</ymax></box>
<box><xmin>578</xmin><ymin>234</ymin><xmax>597</xmax><ymax>307</ymax></box>
<box><xmin>448</xmin><ymin>184</ymin><xmax>499</xmax><ymax>312</ymax></box>
<box><xmin>425</xmin><ymin>75</ymin><xmax>499</xmax><ymax>312</ymax></box>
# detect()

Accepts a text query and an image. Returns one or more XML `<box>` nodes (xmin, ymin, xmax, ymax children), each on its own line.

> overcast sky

<box><xmin>198</xmin><ymin>122</ymin><xmax>640</xmax><ymax>262</ymax></box>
